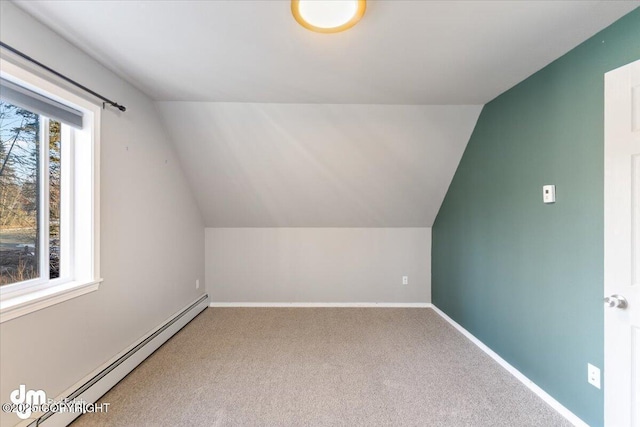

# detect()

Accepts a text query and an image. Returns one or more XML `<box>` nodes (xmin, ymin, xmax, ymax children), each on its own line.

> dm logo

<box><xmin>10</xmin><ymin>385</ymin><xmax>46</xmax><ymax>419</ymax></box>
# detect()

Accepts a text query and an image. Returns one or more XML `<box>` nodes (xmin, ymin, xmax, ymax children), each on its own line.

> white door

<box><xmin>605</xmin><ymin>59</ymin><xmax>640</xmax><ymax>427</ymax></box>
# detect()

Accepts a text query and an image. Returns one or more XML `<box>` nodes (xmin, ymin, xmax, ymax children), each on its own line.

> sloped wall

<box><xmin>158</xmin><ymin>103</ymin><xmax>481</xmax><ymax>227</ymax></box>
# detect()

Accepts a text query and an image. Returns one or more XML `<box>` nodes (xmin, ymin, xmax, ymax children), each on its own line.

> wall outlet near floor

<box><xmin>587</xmin><ymin>363</ymin><xmax>601</xmax><ymax>389</ymax></box>
<box><xmin>196</xmin><ymin>279</ymin><xmax>200</xmax><ymax>289</ymax></box>
<box><xmin>402</xmin><ymin>276</ymin><xmax>408</xmax><ymax>285</ymax></box>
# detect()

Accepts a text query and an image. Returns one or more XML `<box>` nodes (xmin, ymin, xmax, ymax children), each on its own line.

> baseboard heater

<box><xmin>27</xmin><ymin>294</ymin><xmax>210</xmax><ymax>427</ymax></box>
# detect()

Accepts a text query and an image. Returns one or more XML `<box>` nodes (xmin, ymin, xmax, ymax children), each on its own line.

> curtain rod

<box><xmin>0</xmin><ymin>41</ymin><xmax>126</xmax><ymax>112</ymax></box>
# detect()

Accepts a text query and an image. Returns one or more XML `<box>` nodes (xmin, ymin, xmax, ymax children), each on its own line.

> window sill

<box><xmin>0</xmin><ymin>279</ymin><xmax>103</xmax><ymax>323</ymax></box>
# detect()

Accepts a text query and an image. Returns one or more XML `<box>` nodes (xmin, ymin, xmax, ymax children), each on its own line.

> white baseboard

<box><xmin>24</xmin><ymin>294</ymin><xmax>210</xmax><ymax>427</ymax></box>
<box><xmin>430</xmin><ymin>305</ymin><xmax>588</xmax><ymax>427</ymax></box>
<box><xmin>209</xmin><ymin>302</ymin><xmax>432</xmax><ymax>308</ymax></box>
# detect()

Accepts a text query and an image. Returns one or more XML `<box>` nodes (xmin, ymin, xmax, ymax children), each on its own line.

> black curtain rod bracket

<box><xmin>0</xmin><ymin>41</ymin><xmax>126</xmax><ymax>112</ymax></box>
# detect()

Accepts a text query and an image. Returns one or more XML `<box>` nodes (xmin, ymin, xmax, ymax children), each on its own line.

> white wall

<box><xmin>0</xmin><ymin>3</ymin><xmax>205</xmax><ymax>426</ymax></box>
<box><xmin>206</xmin><ymin>228</ymin><xmax>431</xmax><ymax>303</ymax></box>
<box><xmin>158</xmin><ymin>102</ymin><xmax>482</xmax><ymax>227</ymax></box>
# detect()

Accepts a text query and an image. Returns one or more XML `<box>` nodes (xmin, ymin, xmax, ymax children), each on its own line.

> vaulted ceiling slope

<box><xmin>158</xmin><ymin>104</ymin><xmax>482</xmax><ymax>227</ymax></box>
<box><xmin>14</xmin><ymin>1</ymin><xmax>638</xmax><ymax>104</ymax></box>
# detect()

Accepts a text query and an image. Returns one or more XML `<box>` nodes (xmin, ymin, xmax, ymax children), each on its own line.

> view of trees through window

<box><xmin>0</xmin><ymin>100</ymin><xmax>61</xmax><ymax>286</ymax></box>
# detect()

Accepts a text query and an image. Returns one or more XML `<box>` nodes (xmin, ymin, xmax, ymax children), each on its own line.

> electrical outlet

<box><xmin>402</xmin><ymin>276</ymin><xmax>408</xmax><ymax>285</ymax></box>
<box><xmin>587</xmin><ymin>363</ymin><xmax>601</xmax><ymax>389</ymax></box>
<box><xmin>196</xmin><ymin>279</ymin><xmax>200</xmax><ymax>290</ymax></box>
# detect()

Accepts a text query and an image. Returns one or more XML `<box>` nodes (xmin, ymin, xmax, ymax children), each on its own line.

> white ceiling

<box><xmin>157</xmin><ymin>103</ymin><xmax>482</xmax><ymax>227</ymax></box>
<box><xmin>14</xmin><ymin>1</ymin><xmax>638</xmax><ymax>104</ymax></box>
<box><xmin>10</xmin><ymin>1</ymin><xmax>638</xmax><ymax>227</ymax></box>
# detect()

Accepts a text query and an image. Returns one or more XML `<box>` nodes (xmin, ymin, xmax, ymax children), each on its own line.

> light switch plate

<box><xmin>543</xmin><ymin>185</ymin><xmax>556</xmax><ymax>204</ymax></box>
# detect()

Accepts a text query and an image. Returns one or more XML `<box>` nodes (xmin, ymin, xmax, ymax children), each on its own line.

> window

<box><xmin>0</xmin><ymin>59</ymin><xmax>101</xmax><ymax>322</ymax></box>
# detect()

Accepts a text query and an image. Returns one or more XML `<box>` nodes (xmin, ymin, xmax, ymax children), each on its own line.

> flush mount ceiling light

<box><xmin>292</xmin><ymin>0</ymin><xmax>366</xmax><ymax>33</ymax></box>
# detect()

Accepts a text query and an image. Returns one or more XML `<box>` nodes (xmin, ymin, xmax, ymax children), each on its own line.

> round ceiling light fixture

<box><xmin>292</xmin><ymin>0</ymin><xmax>366</xmax><ymax>33</ymax></box>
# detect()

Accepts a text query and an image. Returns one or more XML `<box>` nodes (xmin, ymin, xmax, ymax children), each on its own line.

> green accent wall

<box><xmin>432</xmin><ymin>9</ymin><xmax>640</xmax><ymax>427</ymax></box>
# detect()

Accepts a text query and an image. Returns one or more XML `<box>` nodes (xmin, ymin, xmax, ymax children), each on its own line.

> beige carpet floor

<box><xmin>71</xmin><ymin>308</ymin><xmax>571</xmax><ymax>427</ymax></box>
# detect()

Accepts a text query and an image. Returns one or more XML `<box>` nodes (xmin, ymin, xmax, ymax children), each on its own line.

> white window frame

<box><xmin>0</xmin><ymin>58</ymin><xmax>101</xmax><ymax>323</ymax></box>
